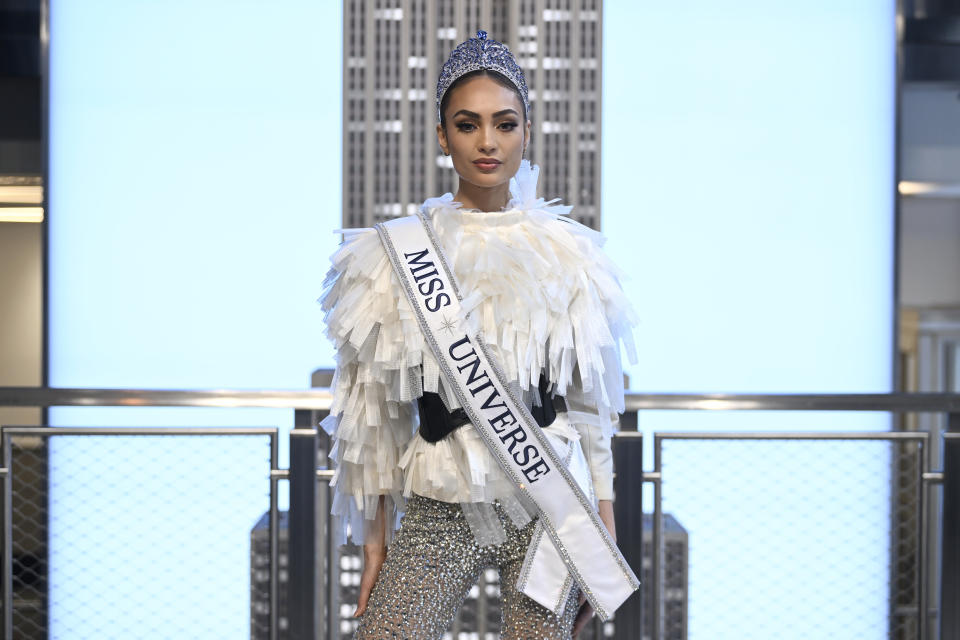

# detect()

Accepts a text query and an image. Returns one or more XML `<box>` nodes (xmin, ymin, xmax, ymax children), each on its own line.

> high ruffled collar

<box><xmin>420</xmin><ymin>159</ymin><xmax>574</xmax><ymax>218</ymax></box>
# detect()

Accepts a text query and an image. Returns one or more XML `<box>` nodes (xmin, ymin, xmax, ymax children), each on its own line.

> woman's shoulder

<box><xmin>317</xmin><ymin>222</ymin><xmax>403</xmax><ymax>336</ymax></box>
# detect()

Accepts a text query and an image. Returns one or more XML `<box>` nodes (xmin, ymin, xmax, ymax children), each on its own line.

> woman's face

<box><xmin>437</xmin><ymin>74</ymin><xmax>530</xmax><ymax>194</ymax></box>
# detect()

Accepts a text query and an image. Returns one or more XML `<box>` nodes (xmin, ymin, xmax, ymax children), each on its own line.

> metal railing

<box><xmin>0</xmin><ymin>387</ymin><xmax>957</xmax><ymax>640</ymax></box>
<box><xmin>646</xmin><ymin>430</ymin><xmax>929</xmax><ymax>639</ymax></box>
<box><xmin>0</xmin><ymin>425</ymin><xmax>281</xmax><ymax>640</ymax></box>
<box><xmin>610</xmin><ymin>394</ymin><xmax>959</xmax><ymax>640</ymax></box>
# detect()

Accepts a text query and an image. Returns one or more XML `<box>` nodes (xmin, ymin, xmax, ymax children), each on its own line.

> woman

<box><xmin>319</xmin><ymin>30</ymin><xmax>639</xmax><ymax>639</ymax></box>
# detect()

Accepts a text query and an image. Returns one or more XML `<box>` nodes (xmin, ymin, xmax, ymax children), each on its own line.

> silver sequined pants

<box><xmin>354</xmin><ymin>493</ymin><xmax>581</xmax><ymax>639</ymax></box>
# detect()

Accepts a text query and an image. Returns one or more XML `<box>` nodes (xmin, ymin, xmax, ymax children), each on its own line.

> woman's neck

<box><xmin>453</xmin><ymin>181</ymin><xmax>510</xmax><ymax>212</ymax></box>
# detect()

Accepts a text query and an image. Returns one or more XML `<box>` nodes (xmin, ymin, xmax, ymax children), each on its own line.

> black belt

<box><xmin>417</xmin><ymin>372</ymin><xmax>567</xmax><ymax>443</ymax></box>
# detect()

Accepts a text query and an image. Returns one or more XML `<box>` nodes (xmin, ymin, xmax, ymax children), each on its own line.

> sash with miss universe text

<box><xmin>374</xmin><ymin>211</ymin><xmax>639</xmax><ymax>621</ymax></box>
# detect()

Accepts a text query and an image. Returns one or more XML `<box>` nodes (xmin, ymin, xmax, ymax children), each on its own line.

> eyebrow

<box><xmin>451</xmin><ymin>108</ymin><xmax>520</xmax><ymax>119</ymax></box>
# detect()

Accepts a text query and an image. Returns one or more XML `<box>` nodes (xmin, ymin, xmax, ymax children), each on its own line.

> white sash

<box><xmin>519</xmin><ymin>413</ymin><xmax>598</xmax><ymax>615</ymax></box>
<box><xmin>374</xmin><ymin>211</ymin><xmax>639</xmax><ymax>621</ymax></box>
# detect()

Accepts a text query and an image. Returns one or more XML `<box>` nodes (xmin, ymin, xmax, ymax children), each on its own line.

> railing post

<box><xmin>289</xmin><ymin>412</ymin><xmax>320</xmax><ymax>640</ymax></box>
<box><xmin>612</xmin><ymin>432</ymin><xmax>643</xmax><ymax>639</ymax></box>
<box><xmin>942</xmin><ymin>419</ymin><xmax>960</xmax><ymax>640</ymax></box>
<box><xmin>319</xmin><ymin>469</ymin><xmax>337</xmax><ymax>640</ymax></box>
<box><xmin>269</xmin><ymin>433</ymin><xmax>280</xmax><ymax>640</ymax></box>
<box><xmin>2</xmin><ymin>431</ymin><xmax>11</xmax><ymax>640</ymax></box>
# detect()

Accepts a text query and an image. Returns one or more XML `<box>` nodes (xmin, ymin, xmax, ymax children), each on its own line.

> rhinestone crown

<box><xmin>436</xmin><ymin>30</ymin><xmax>530</xmax><ymax>122</ymax></box>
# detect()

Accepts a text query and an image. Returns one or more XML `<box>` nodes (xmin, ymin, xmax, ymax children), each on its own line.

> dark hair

<box><xmin>438</xmin><ymin>69</ymin><xmax>528</xmax><ymax>131</ymax></box>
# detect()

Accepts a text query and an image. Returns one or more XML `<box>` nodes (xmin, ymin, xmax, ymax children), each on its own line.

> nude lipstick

<box><xmin>473</xmin><ymin>157</ymin><xmax>501</xmax><ymax>171</ymax></box>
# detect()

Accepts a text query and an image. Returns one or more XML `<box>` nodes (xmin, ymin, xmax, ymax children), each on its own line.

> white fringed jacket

<box><xmin>317</xmin><ymin>160</ymin><xmax>639</xmax><ymax>547</ymax></box>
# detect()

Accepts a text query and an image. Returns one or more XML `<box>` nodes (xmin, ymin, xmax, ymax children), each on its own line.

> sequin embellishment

<box><xmin>353</xmin><ymin>494</ymin><xmax>581</xmax><ymax>639</ymax></box>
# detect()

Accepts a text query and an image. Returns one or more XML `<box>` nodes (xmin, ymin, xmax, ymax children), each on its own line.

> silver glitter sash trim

<box><xmin>374</xmin><ymin>212</ymin><xmax>639</xmax><ymax>621</ymax></box>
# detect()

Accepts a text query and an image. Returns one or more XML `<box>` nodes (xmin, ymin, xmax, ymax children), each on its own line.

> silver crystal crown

<box><xmin>436</xmin><ymin>30</ymin><xmax>530</xmax><ymax>122</ymax></box>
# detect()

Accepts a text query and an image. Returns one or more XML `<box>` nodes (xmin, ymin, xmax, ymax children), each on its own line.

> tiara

<box><xmin>436</xmin><ymin>30</ymin><xmax>530</xmax><ymax>122</ymax></box>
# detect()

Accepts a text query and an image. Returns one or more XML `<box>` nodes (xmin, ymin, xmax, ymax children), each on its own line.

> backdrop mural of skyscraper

<box><xmin>342</xmin><ymin>0</ymin><xmax>603</xmax><ymax>229</ymax></box>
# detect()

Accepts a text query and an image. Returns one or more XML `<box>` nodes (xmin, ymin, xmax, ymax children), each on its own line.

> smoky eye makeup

<box><xmin>454</xmin><ymin>118</ymin><xmax>519</xmax><ymax>132</ymax></box>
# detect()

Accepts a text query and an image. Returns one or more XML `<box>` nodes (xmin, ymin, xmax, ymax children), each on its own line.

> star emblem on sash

<box><xmin>439</xmin><ymin>315</ymin><xmax>458</xmax><ymax>335</ymax></box>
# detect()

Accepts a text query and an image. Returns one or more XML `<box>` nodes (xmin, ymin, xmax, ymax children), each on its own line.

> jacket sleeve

<box><xmin>564</xmin><ymin>369</ymin><xmax>618</xmax><ymax>501</ymax></box>
<box><xmin>317</xmin><ymin>228</ymin><xmax>420</xmax><ymax>546</ymax></box>
<box><xmin>556</xmin><ymin>222</ymin><xmax>637</xmax><ymax>503</ymax></box>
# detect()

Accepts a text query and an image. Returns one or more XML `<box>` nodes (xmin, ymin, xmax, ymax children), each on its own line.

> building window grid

<box><xmin>374</xmin><ymin>23</ymin><xmax>381</xmax><ymax>91</ymax></box>
<box><xmin>345</xmin><ymin>0</ymin><xmax>601</xmax><ymax>228</ymax></box>
<box><xmin>373</xmin><ymin>131</ymin><xmax>380</xmax><ymax>205</ymax></box>
<box><xmin>544</xmin><ymin>17</ymin><xmax>554</xmax><ymax>58</ymax></box>
<box><xmin>495</xmin><ymin>1</ymin><xmax>507</xmax><ymax>40</ymax></box>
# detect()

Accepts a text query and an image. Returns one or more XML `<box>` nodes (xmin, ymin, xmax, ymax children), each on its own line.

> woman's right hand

<box><xmin>354</xmin><ymin>541</ymin><xmax>387</xmax><ymax>617</ymax></box>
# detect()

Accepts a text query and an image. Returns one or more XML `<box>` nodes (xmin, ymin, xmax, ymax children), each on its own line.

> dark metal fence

<box><xmin>611</xmin><ymin>394</ymin><xmax>959</xmax><ymax>640</ymax></box>
<box><xmin>0</xmin><ymin>426</ymin><xmax>280</xmax><ymax>640</ymax></box>
<box><xmin>655</xmin><ymin>432</ymin><xmax>924</xmax><ymax>640</ymax></box>
<box><xmin>0</xmin><ymin>388</ymin><xmax>958</xmax><ymax>639</ymax></box>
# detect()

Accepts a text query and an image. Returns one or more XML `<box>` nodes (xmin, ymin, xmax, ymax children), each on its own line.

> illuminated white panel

<box><xmin>604</xmin><ymin>1</ymin><xmax>894</xmax><ymax>398</ymax></box>
<box><xmin>603</xmin><ymin>2</ymin><xmax>894</xmax><ymax>638</ymax></box>
<box><xmin>48</xmin><ymin>0</ymin><xmax>341</xmax><ymax>635</ymax></box>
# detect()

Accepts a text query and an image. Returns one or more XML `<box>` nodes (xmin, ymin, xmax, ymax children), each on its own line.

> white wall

<box><xmin>0</xmin><ymin>222</ymin><xmax>42</xmax><ymax>427</ymax></box>
<box><xmin>900</xmin><ymin>198</ymin><xmax>960</xmax><ymax>306</ymax></box>
<box><xmin>899</xmin><ymin>84</ymin><xmax>960</xmax><ymax>307</ymax></box>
